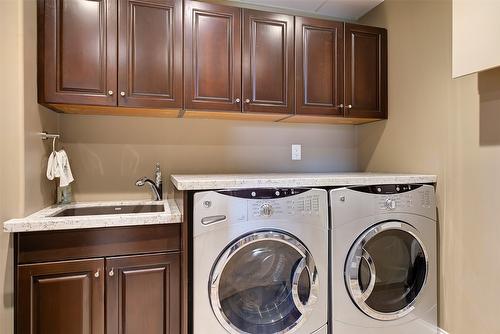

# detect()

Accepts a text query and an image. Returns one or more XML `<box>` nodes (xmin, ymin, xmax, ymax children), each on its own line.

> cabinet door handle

<box><xmin>108</xmin><ymin>90</ymin><xmax>114</xmax><ymax>96</ymax></box>
<box><xmin>337</xmin><ymin>104</ymin><xmax>344</xmax><ymax>109</ymax></box>
<box><xmin>244</xmin><ymin>99</ymin><xmax>250</xmax><ymax>104</ymax></box>
<box><xmin>120</xmin><ymin>91</ymin><xmax>126</xmax><ymax>97</ymax></box>
<box><xmin>94</xmin><ymin>270</ymin><xmax>100</xmax><ymax>278</ymax></box>
<box><xmin>235</xmin><ymin>98</ymin><xmax>241</xmax><ymax>104</ymax></box>
<box><xmin>109</xmin><ymin>269</ymin><xmax>114</xmax><ymax>277</ymax></box>
<box><xmin>346</xmin><ymin>104</ymin><xmax>352</xmax><ymax>109</ymax></box>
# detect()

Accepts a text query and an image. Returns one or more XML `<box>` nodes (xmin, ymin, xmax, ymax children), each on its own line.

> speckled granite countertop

<box><xmin>170</xmin><ymin>173</ymin><xmax>437</xmax><ymax>191</ymax></box>
<box><xmin>3</xmin><ymin>199</ymin><xmax>182</xmax><ymax>233</ymax></box>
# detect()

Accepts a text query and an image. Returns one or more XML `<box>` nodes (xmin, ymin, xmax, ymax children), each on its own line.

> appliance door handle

<box><xmin>360</xmin><ymin>248</ymin><xmax>377</xmax><ymax>301</ymax></box>
<box><xmin>291</xmin><ymin>256</ymin><xmax>319</xmax><ymax>315</ymax></box>
<box><xmin>201</xmin><ymin>215</ymin><xmax>227</xmax><ymax>225</ymax></box>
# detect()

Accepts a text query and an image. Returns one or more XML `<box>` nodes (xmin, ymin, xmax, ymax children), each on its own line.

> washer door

<box><xmin>345</xmin><ymin>221</ymin><xmax>428</xmax><ymax>321</ymax></box>
<box><xmin>210</xmin><ymin>231</ymin><xmax>319</xmax><ymax>334</ymax></box>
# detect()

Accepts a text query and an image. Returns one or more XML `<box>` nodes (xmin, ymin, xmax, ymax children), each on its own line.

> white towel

<box><xmin>47</xmin><ymin>150</ymin><xmax>74</xmax><ymax>187</ymax></box>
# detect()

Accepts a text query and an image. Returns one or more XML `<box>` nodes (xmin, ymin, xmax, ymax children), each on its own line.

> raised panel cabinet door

<box><xmin>106</xmin><ymin>252</ymin><xmax>181</xmax><ymax>334</ymax></box>
<box><xmin>296</xmin><ymin>17</ymin><xmax>344</xmax><ymax>116</ymax></box>
<box><xmin>184</xmin><ymin>0</ymin><xmax>242</xmax><ymax>112</ymax></box>
<box><xmin>345</xmin><ymin>23</ymin><xmax>388</xmax><ymax>119</ymax></box>
<box><xmin>118</xmin><ymin>0</ymin><xmax>182</xmax><ymax>108</ymax></box>
<box><xmin>243</xmin><ymin>10</ymin><xmax>294</xmax><ymax>114</ymax></box>
<box><xmin>17</xmin><ymin>258</ymin><xmax>105</xmax><ymax>334</ymax></box>
<box><xmin>38</xmin><ymin>0</ymin><xmax>117</xmax><ymax>105</ymax></box>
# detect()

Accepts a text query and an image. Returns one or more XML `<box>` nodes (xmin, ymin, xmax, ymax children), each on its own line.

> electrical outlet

<box><xmin>292</xmin><ymin>144</ymin><xmax>302</xmax><ymax>161</ymax></box>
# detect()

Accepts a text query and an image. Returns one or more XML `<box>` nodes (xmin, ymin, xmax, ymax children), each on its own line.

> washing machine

<box><xmin>193</xmin><ymin>188</ymin><xmax>329</xmax><ymax>334</ymax></box>
<box><xmin>330</xmin><ymin>184</ymin><xmax>437</xmax><ymax>334</ymax></box>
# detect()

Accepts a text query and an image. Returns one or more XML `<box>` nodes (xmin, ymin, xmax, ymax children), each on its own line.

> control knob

<box><xmin>260</xmin><ymin>204</ymin><xmax>273</xmax><ymax>217</ymax></box>
<box><xmin>385</xmin><ymin>198</ymin><xmax>397</xmax><ymax>210</ymax></box>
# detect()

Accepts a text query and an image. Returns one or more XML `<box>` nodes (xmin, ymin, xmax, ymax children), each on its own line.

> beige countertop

<box><xmin>170</xmin><ymin>172</ymin><xmax>437</xmax><ymax>191</ymax></box>
<box><xmin>3</xmin><ymin>199</ymin><xmax>182</xmax><ymax>233</ymax></box>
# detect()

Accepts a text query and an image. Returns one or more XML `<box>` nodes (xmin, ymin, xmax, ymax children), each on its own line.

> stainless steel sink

<box><xmin>52</xmin><ymin>204</ymin><xmax>165</xmax><ymax>217</ymax></box>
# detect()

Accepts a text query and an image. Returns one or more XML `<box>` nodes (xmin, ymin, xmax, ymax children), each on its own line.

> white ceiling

<box><xmin>233</xmin><ymin>0</ymin><xmax>384</xmax><ymax>21</ymax></box>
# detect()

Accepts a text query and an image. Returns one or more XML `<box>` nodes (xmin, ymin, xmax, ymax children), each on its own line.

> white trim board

<box><xmin>439</xmin><ymin>328</ymin><xmax>450</xmax><ymax>334</ymax></box>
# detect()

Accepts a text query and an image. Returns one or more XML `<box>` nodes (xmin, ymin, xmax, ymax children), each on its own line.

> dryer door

<box><xmin>210</xmin><ymin>231</ymin><xmax>319</xmax><ymax>334</ymax></box>
<box><xmin>345</xmin><ymin>221</ymin><xmax>428</xmax><ymax>321</ymax></box>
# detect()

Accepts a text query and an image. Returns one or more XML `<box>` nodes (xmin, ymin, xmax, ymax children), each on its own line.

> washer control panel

<box><xmin>249</xmin><ymin>193</ymin><xmax>322</xmax><ymax>218</ymax></box>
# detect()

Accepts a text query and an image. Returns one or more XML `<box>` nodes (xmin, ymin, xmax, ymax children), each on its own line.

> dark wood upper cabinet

<box><xmin>118</xmin><ymin>0</ymin><xmax>182</xmax><ymax>108</ymax></box>
<box><xmin>242</xmin><ymin>10</ymin><xmax>294</xmax><ymax>114</ymax></box>
<box><xmin>344</xmin><ymin>23</ymin><xmax>388</xmax><ymax>119</ymax></box>
<box><xmin>38</xmin><ymin>0</ymin><xmax>117</xmax><ymax>106</ymax></box>
<box><xmin>106</xmin><ymin>253</ymin><xmax>181</xmax><ymax>334</ymax></box>
<box><xmin>184</xmin><ymin>0</ymin><xmax>242</xmax><ymax>112</ymax></box>
<box><xmin>17</xmin><ymin>258</ymin><xmax>105</xmax><ymax>334</ymax></box>
<box><xmin>295</xmin><ymin>17</ymin><xmax>344</xmax><ymax>116</ymax></box>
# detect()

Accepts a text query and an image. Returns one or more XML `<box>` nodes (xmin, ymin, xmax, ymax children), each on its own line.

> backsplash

<box><xmin>60</xmin><ymin>114</ymin><xmax>358</xmax><ymax>201</ymax></box>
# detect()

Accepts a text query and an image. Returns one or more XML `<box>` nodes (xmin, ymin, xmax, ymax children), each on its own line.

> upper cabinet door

<box><xmin>39</xmin><ymin>0</ymin><xmax>117</xmax><ymax>106</ymax></box>
<box><xmin>184</xmin><ymin>0</ymin><xmax>242</xmax><ymax>112</ymax></box>
<box><xmin>296</xmin><ymin>17</ymin><xmax>344</xmax><ymax>116</ymax></box>
<box><xmin>243</xmin><ymin>10</ymin><xmax>294</xmax><ymax>114</ymax></box>
<box><xmin>118</xmin><ymin>0</ymin><xmax>182</xmax><ymax>109</ymax></box>
<box><xmin>344</xmin><ymin>23</ymin><xmax>388</xmax><ymax>119</ymax></box>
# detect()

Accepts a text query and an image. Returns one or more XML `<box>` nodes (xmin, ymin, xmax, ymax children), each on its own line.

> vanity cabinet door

<box><xmin>17</xmin><ymin>258</ymin><xmax>105</xmax><ymax>334</ymax></box>
<box><xmin>184</xmin><ymin>0</ymin><xmax>242</xmax><ymax>112</ymax></box>
<box><xmin>118</xmin><ymin>0</ymin><xmax>182</xmax><ymax>109</ymax></box>
<box><xmin>38</xmin><ymin>0</ymin><xmax>117</xmax><ymax>106</ymax></box>
<box><xmin>344</xmin><ymin>23</ymin><xmax>388</xmax><ymax>119</ymax></box>
<box><xmin>242</xmin><ymin>9</ymin><xmax>294</xmax><ymax>114</ymax></box>
<box><xmin>106</xmin><ymin>252</ymin><xmax>181</xmax><ymax>334</ymax></box>
<box><xmin>296</xmin><ymin>17</ymin><xmax>344</xmax><ymax>116</ymax></box>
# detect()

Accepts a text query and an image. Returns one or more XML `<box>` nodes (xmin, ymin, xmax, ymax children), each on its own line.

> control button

<box><xmin>340</xmin><ymin>196</ymin><xmax>346</xmax><ymax>202</ymax></box>
<box><xmin>385</xmin><ymin>198</ymin><xmax>397</xmax><ymax>210</ymax></box>
<box><xmin>377</xmin><ymin>187</ymin><xmax>382</xmax><ymax>193</ymax></box>
<box><xmin>251</xmin><ymin>191</ymin><xmax>256</xmax><ymax>197</ymax></box>
<box><xmin>275</xmin><ymin>191</ymin><xmax>280</xmax><ymax>196</ymax></box>
<box><xmin>260</xmin><ymin>204</ymin><xmax>273</xmax><ymax>217</ymax></box>
<box><xmin>203</xmin><ymin>201</ymin><xmax>211</xmax><ymax>208</ymax></box>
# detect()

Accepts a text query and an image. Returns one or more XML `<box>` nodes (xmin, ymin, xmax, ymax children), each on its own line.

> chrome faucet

<box><xmin>135</xmin><ymin>163</ymin><xmax>163</xmax><ymax>201</ymax></box>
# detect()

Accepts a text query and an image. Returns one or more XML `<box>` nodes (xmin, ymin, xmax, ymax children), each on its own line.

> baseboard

<box><xmin>439</xmin><ymin>328</ymin><xmax>450</xmax><ymax>334</ymax></box>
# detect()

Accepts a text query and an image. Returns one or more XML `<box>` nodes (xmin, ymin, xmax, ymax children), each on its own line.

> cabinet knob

<box><xmin>94</xmin><ymin>270</ymin><xmax>100</xmax><ymax>278</ymax></box>
<box><xmin>245</xmin><ymin>99</ymin><xmax>250</xmax><ymax>104</ymax></box>
<box><xmin>337</xmin><ymin>103</ymin><xmax>344</xmax><ymax>109</ymax></box>
<box><xmin>109</xmin><ymin>269</ymin><xmax>114</xmax><ymax>277</ymax></box>
<box><xmin>235</xmin><ymin>98</ymin><xmax>241</xmax><ymax>103</ymax></box>
<box><xmin>108</xmin><ymin>90</ymin><xmax>114</xmax><ymax>96</ymax></box>
<box><xmin>347</xmin><ymin>104</ymin><xmax>353</xmax><ymax>109</ymax></box>
<box><xmin>120</xmin><ymin>91</ymin><xmax>126</xmax><ymax>97</ymax></box>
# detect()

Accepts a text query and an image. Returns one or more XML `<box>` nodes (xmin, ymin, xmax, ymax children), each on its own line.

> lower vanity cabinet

<box><xmin>106</xmin><ymin>253</ymin><xmax>181</xmax><ymax>334</ymax></box>
<box><xmin>17</xmin><ymin>258</ymin><xmax>105</xmax><ymax>334</ymax></box>
<box><xmin>15</xmin><ymin>225</ymin><xmax>182</xmax><ymax>334</ymax></box>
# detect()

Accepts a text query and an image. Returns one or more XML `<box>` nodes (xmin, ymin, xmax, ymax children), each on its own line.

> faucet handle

<box><xmin>154</xmin><ymin>163</ymin><xmax>162</xmax><ymax>186</ymax></box>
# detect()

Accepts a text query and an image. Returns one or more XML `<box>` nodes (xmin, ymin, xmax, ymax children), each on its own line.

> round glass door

<box><xmin>210</xmin><ymin>231</ymin><xmax>319</xmax><ymax>334</ymax></box>
<box><xmin>345</xmin><ymin>221</ymin><xmax>428</xmax><ymax>321</ymax></box>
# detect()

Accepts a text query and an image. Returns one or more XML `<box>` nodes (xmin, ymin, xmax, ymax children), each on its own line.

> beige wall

<box><xmin>452</xmin><ymin>0</ymin><xmax>500</xmax><ymax>78</ymax></box>
<box><xmin>0</xmin><ymin>1</ymin><xmax>59</xmax><ymax>333</ymax></box>
<box><xmin>0</xmin><ymin>1</ymin><xmax>24</xmax><ymax>332</ymax></box>
<box><xmin>359</xmin><ymin>0</ymin><xmax>500</xmax><ymax>333</ymax></box>
<box><xmin>60</xmin><ymin>115</ymin><xmax>357</xmax><ymax>201</ymax></box>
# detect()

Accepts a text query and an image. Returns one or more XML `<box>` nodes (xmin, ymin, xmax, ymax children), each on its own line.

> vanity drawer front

<box><xmin>16</xmin><ymin>224</ymin><xmax>181</xmax><ymax>264</ymax></box>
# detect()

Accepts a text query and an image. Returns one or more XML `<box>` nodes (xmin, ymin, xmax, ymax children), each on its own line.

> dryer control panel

<box><xmin>330</xmin><ymin>184</ymin><xmax>436</xmax><ymax>225</ymax></box>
